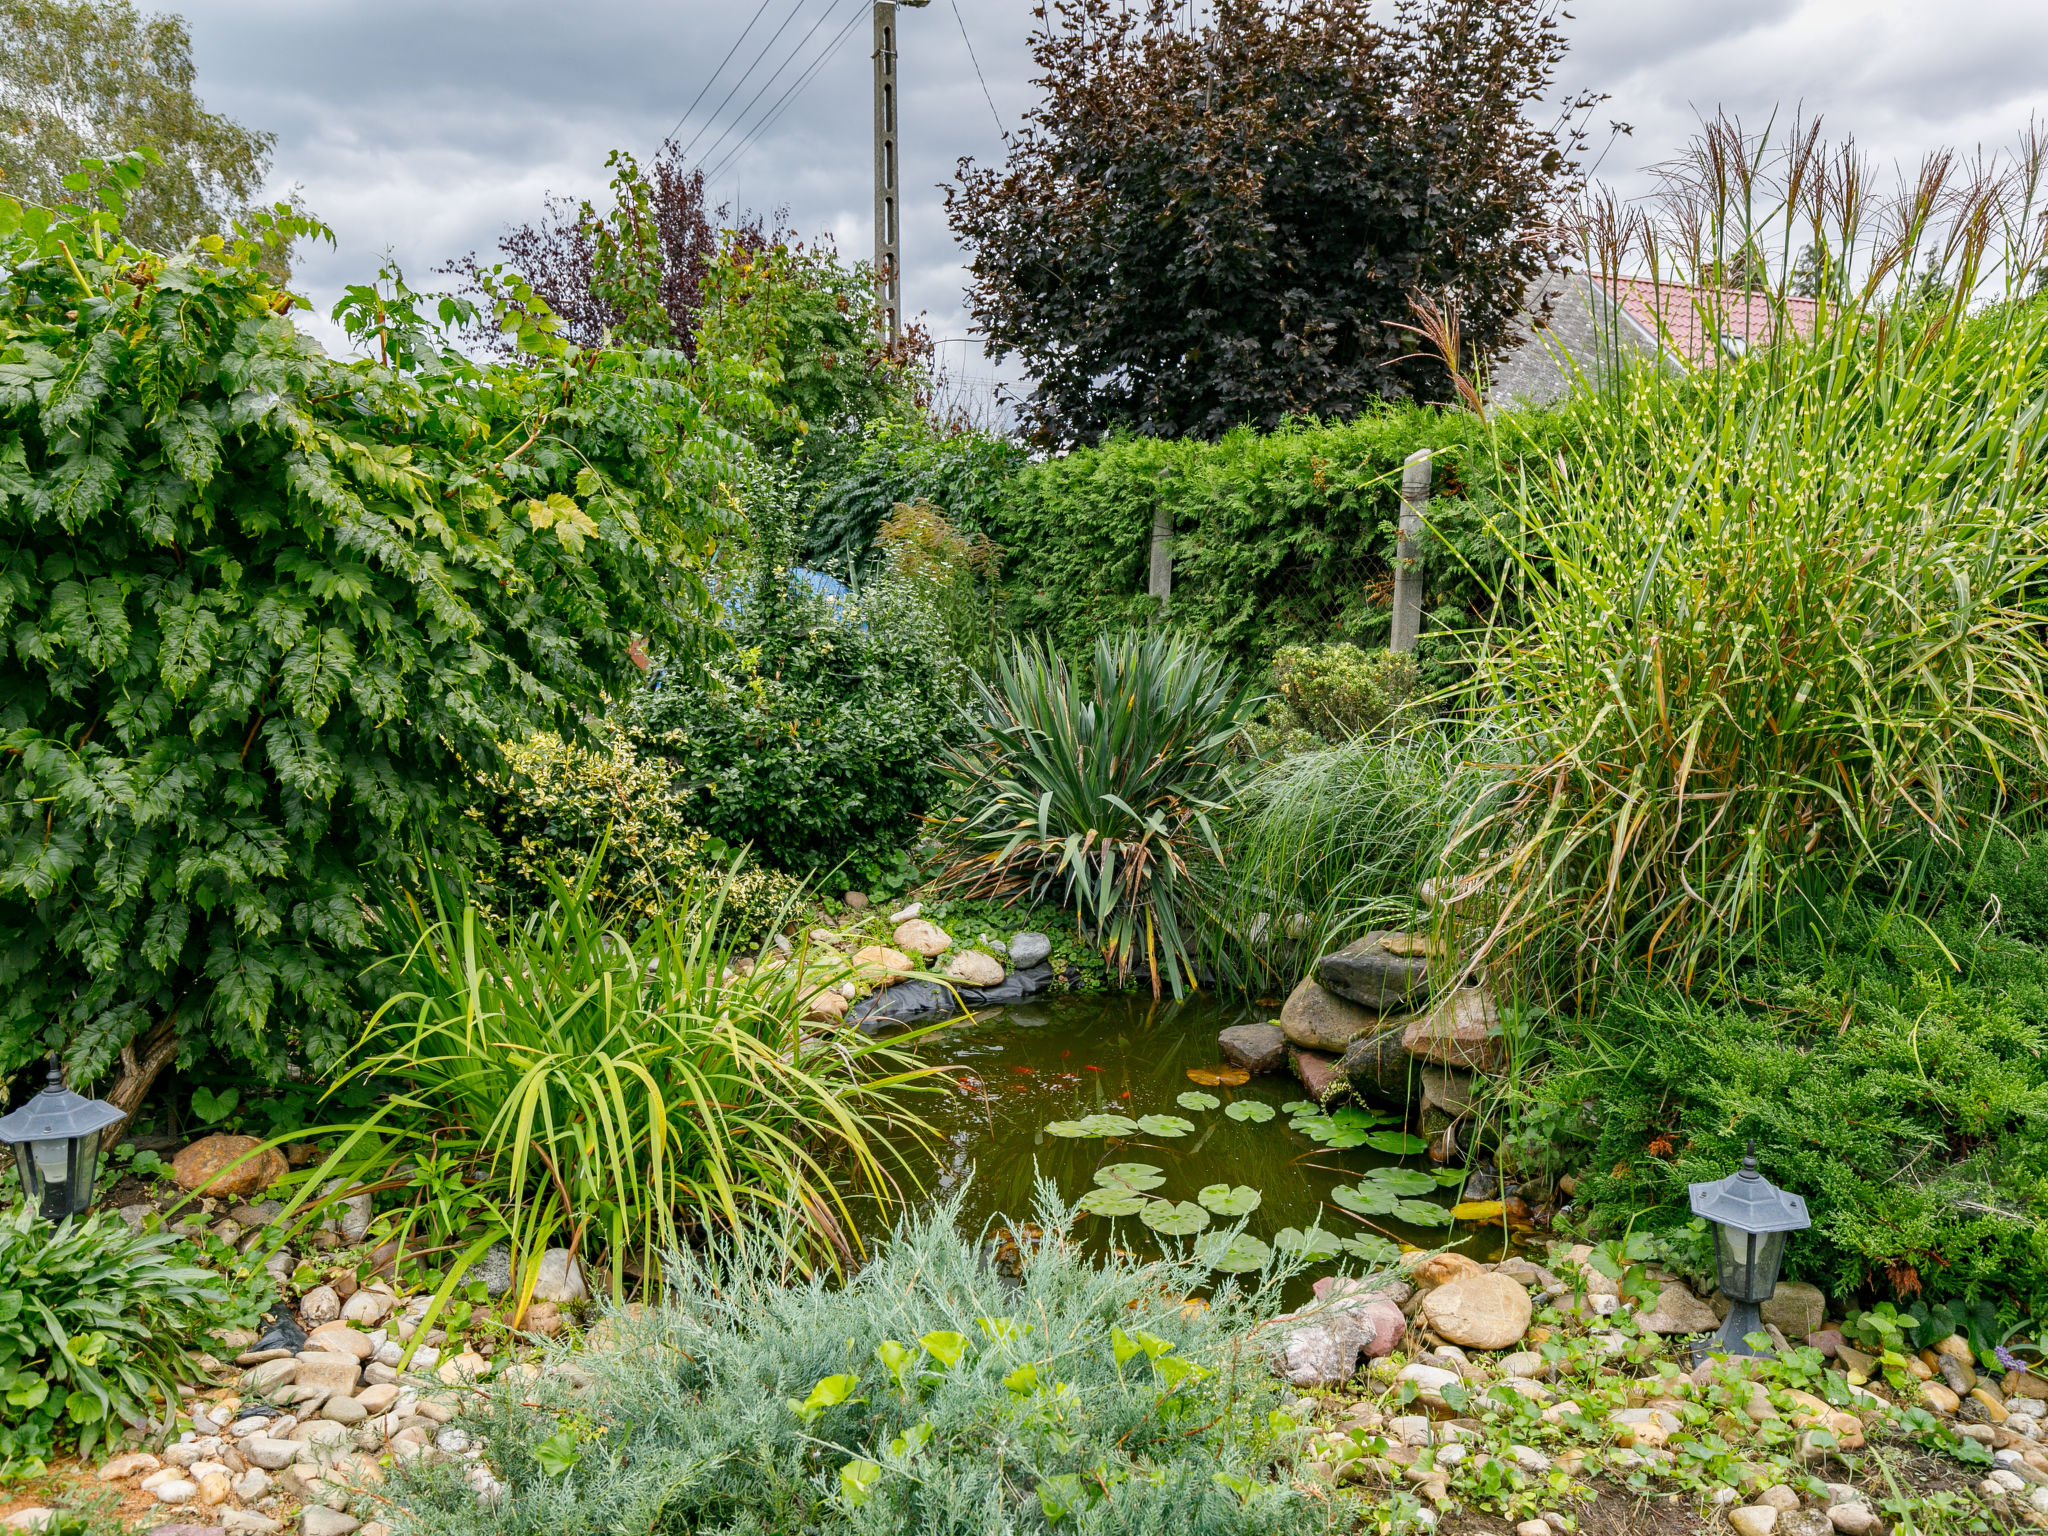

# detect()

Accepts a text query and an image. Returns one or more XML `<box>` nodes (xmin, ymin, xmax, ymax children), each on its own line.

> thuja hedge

<box><xmin>980</xmin><ymin>406</ymin><xmax>1575</xmax><ymax>667</ymax></box>
<box><xmin>0</xmin><ymin>162</ymin><xmax>736</xmax><ymax>1104</ymax></box>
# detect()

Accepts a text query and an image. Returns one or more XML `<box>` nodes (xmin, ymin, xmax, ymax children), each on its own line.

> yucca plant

<box><xmin>282</xmin><ymin>859</ymin><xmax>942</xmax><ymax>1322</ymax></box>
<box><xmin>1447</xmin><ymin>114</ymin><xmax>2048</xmax><ymax>987</ymax></box>
<box><xmin>935</xmin><ymin>631</ymin><xmax>1261</xmax><ymax>995</ymax></box>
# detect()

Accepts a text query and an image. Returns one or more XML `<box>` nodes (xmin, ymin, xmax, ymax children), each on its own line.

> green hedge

<box><xmin>986</xmin><ymin>406</ymin><xmax>1570</xmax><ymax>667</ymax></box>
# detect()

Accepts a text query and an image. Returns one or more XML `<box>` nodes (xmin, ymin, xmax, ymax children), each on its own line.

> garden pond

<box><xmin>876</xmin><ymin>992</ymin><xmax>1511</xmax><ymax>1304</ymax></box>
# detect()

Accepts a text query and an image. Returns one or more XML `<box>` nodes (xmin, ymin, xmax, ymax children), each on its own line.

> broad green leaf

<box><xmin>1196</xmin><ymin>1231</ymin><xmax>1272</xmax><ymax>1273</ymax></box>
<box><xmin>919</xmin><ymin>1331</ymin><xmax>969</xmax><ymax>1369</ymax></box>
<box><xmin>1330</xmin><ymin>1183</ymin><xmax>1400</xmax><ymax>1216</ymax></box>
<box><xmin>1223</xmin><ymin>1100</ymin><xmax>1274</xmax><ymax>1123</ymax></box>
<box><xmin>1004</xmin><ymin>1361</ymin><xmax>1039</xmax><ymax>1397</ymax></box>
<box><xmin>1363</xmin><ymin>1131</ymin><xmax>1428</xmax><ymax>1155</ymax></box>
<box><xmin>1093</xmin><ymin>1163</ymin><xmax>1165</xmax><ymax>1190</ymax></box>
<box><xmin>1358</xmin><ymin>1166</ymin><xmax>1436</xmax><ymax>1196</ymax></box>
<box><xmin>1135</xmin><ymin>1114</ymin><xmax>1194</xmax><ymax>1137</ymax></box>
<box><xmin>1273</xmin><ymin>1226</ymin><xmax>1342</xmax><ymax>1260</ymax></box>
<box><xmin>1175</xmin><ymin>1091</ymin><xmax>1219</xmax><ymax>1111</ymax></box>
<box><xmin>1076</xmin><ymin>1186</ymin><xmax>1148</xmax><ymax>1217</ymax></box>
<box><xmin>63</xmin><ymin>1389</ymin><xmax>104</xmax><ymax>1423</ymax></box>
<box><xmin>840</xmin><ymin>1458</ymin><xmax>882</xmax><ymax>1506</ymax></box>
<box><xmin>1392</xmin><ymin>1198</ymin><xmax>1452</xmax><ymax>1226</ymax></box>
<box><xmin>1340</xmin><ymin>1234</ymin><xmax>1402</xmax><ymax>1264</ymax></box>
<box><xmin>1195</xmin><ymin>1183</ymin><xmax>1261</xmax><ymax>1215</ymax></box>
<box><xmin>1139</xmin><ymin>1200</ymin><xmax>1210</xmax><ymax>1235</ymax></box>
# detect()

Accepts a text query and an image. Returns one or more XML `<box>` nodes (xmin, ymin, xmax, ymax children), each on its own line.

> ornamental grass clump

<box><xmin>935</xmin><ymin>631</ymin><xmax>1262</xmax><ymax>996</ymax></box>
<box><xmin>293</xmin><ymin>862</ymin><xmax>942</xmax><ymax>1315</ymax></box>
<box><xmin>1450</xmin><ymin>116</ymin><xmax>2048</xmax><ymax>985</ymax></box>
<box><xmin>379</xmin><ymin>1190</ymin><xmax>1335</xmax><ymax>1536</ymax></box>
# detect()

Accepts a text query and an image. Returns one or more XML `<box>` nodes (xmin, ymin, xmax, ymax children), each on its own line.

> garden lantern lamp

<box><xmin>1688</xmin><ymin>1141</ymin><xmax>1810</xmax><ymax>1359</ymax></box>
<box><xmin>0</xmin><ymin>1057</ymin><xmax>125</xmax><ymax>1221</ymax></box>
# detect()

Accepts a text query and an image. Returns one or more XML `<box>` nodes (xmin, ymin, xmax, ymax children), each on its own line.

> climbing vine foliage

<box><xmin>0</xmin><ymin>155</ymin><xmax>740</xmax><ymax>1093</ymax></box>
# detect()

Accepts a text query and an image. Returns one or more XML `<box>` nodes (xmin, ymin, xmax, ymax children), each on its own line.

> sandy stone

<box><xmin>852</xmin><ymin>946</ymin><xmax>914</xmax><ymax>984</ymax></box>
<box><xmin>301</xmin><ymin>1510</ymin><xmax>360</xmax><ymax>1536</ymax></box>
<box><xmin>533</xmin><ymin>1248</ymin><xmax>589</xmax><ymax>1303</ymax></box>
<box><xmin>2</xmin><ymin>1510</ymin><xmax>54</xmax><ymax>1532</ymax></box>
<box><xmin>1218</xmin><ymin>1023</ymin><xmax>1287</xmax><ymax>1074</ymax></box>
<box><xmin>1934</xmin><ymin>1333</ymin><xmax>1973</xmax><ymax>1360</ymax></box>
<box><xmin>1729</xmin><ymin>1507</ymin><xmax>1779</xmax><ymax>1536</ymax></box>
<box><xmin>306</xmin><ymin>1325</ymin><xmax>372</xmax><ymax>1360</ymax></box>
<box><xmin>438</xmin><ymin>1350</ymin><xmax>490</xmax><ymax>1385</ymax></box>
<box><xmin>1316</xmin><ymin>931</ymin><xmax>1432</xmax><ymax>1011</ymax></box>
<box><xmin>1972</xmin><ymin>1387</ymin><xmax>2011</xmax><ymax>1423</ymax></box>
<box><xmin>234</xmin><ymin>1468</ymin><xmax>273</xmax><ymax>1502</ymax></box>
<box><xmin>172</xmin><ymin>1134</ymin><xmax>287</xmax><ymax>1197</ymax></box>
<box><xmin>298</xmin><ymin>1285</ymin><xmax>341</xmax><ymax>1326</ymax></box>
<box><xmin>290</xmin><ymin>1419</ymin><xmax>349</xmax><ymax>1446</ymax></box>
<box><xmin>98</xmin><ymin>1452</ymin><xmax>162</xmax><ymax>1480</ymax></box>
<box><xmin>1758</xmin><ymin>1485</ymin><xmax>1802</xmax><ymax>1512</ymax></box>
<box><xmin>893</xmin><ymin>919</ymin><xmax>952</xmax><ymax>957</ymax></box>
<box><xmin>149</xmin><ymin>1477</ymin><xmax>199</xmax><ymax>1505</ymax></box>
<box><xmin>942</xmin><ymin>950</ymin><xmax>1005</xmax><ymax>987</ymax></box>
<box><xmin>242</xmin><ymin>1437</ymin><xmax>304</xmax><ymax>1470</ymax></box>
<box><xmin>1638</xmin><ymin>1282</ymin><xmax>1721</xmax><ymax>1335</ymax></box>
<box><xmin>320</xmin><ymin>1394</ymin><xmax>368</xmax><ymax>1424</ymax></box>
<box><xmin>1500</xmin><ymin>1351</ymin><xmax>1548</xmax><ymax>1379</ymax></box>
<box><xmin>1280</xmin><ymin>976</ymin><xmax>1383</xmax><ymax>1053</ymax></box>
<box><xmin>1422</xmin><ymin>1273</ymin><xmax>1532</xmax><ymax>1350</ymax></box>
<box><xmin>225</xmin><ymin>1513</ymin><xmax>283</xmax><ymax>1534</ymax></box>
<box><xmin>1400</xmin><ymin>981</ymin><xmax>1503</xmax><ymax>1072</ymax></box>
<box><xmin>1827</xmin><ymin>1507</ymin><xmax>1878</xmax><ymax>1536</ymax></box>
<box><xmin>1761</xmin><ymin>1281</ymin><xmax>1826</xmax><ymax>1338</ymax></box>
<box><xmin>340</xmin><ymin>1290</ymin><xmax>393</xmax><ymax>1326</ymax></box>
<box><xmin>354</xmin><ymin>1383</ymin><xmax>402</xmax><ymax>1415</ymax></box>
<box><xmin>195</xmin><ymin>1470</ymin><xmax>233</xmax><ymax>1506</ymax></box>
<box><xmin>1410</xmin><ymin>1252</ymin><xmax>1483</xmax><ymax>1289</ymax></box>
<box><xmin>804</xmin><ymin>989</ymin><xmax>848</xmax><ymax>1022</ymax></box>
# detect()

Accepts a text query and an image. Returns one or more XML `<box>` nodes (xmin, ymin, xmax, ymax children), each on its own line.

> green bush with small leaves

<box><xmin>1254</xmin><ymin>642</ymin><xmax>1419</xmax><ymax>753</ymax></box>
<box><xmin>0</xmin><ymin>1203</ymin><xmax>270</xmax><ymax>1471</ymax></box>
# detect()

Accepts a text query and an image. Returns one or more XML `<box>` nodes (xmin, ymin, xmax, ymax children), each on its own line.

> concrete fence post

<box><xmin>1390</xmin><ymin>448</ymin><xmax>1432</xmax><ymax>652</ymax></box>
<box><xmin>1147</xmin><ymin>502</ymin><xmax>1173</xmax><ymax>612</ymax></box>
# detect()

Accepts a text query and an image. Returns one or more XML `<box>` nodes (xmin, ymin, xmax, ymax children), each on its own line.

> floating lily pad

<box><xmin>1431</xmin><ymin>1166</ymin><xmax>1470</xmax><ymax>1187</ymax></box>
<box><xmin>1450</xmin><ymin>1200</ymin><xmax>1506</xmax><ymax>1222</ymax></box>
<box><xmin>1175</xmin><ymin>1091</ymin><xmax>1221</xmax><ymax>1112</ymax></box>
<box><xmin>1273</xmin><ymin>1226</ymin><xmax>1343</xmax><ymax>1261</ymax></box>
<box><xmin>1094</xmin><ymin>1163</ymin><xmax>1165</xmax><ymax>1191</ymax></box>
<box><xmin>1340</xmin><ymin>1234</ymin><xmax>1401</xmax><ymax>1264</ymax></box>
<box><xmin>1393</xmin><ymin>1198</ymin><xmax>1453</xmax><ymax>1226</ymax></box>
<box><xmin>1196</xmin><ymin>1231</ymin><xmax>1272</xmax><ymax>1274</ymax></box>
<box><xmin>1329</xmin><ymin>1183</ymin><xmax>1400</xmax><ymax>1216</ymax></box>
<box><xmin>1196</xmin><ymin>1184</ymin><xmax>1262</xmax><ymax>1216</ymax></box>
<box><xmin>1223</xmin><ymin>1101</ymin><xmax>1275</xmax><ymax>1123</ymax></box>
<box><xmin>1186</xmin><ymin>1065</ymin><xmax>1251</xmax><ymax>1087</ymax></box>
<box><xmin>1358</xmin><ymin>1166</ymin><xmax>1437</xmax><ymax>1196</ymax></box>
<box><xmin>1135</xmin><ymin>1114</ymin><xmax>1195</xmax><ymax>1138</ymax></box>
<box><xmin>1045</xmin><ymin>1120</ymin><xmax>1092</xmax><ymax>1138</ymax></box>
<box><xmin>1045</xmin><ymin>1113</ymin><xmax>1142</xmax><ymax>1139</ymax></box>
<box><xmin>1140</xmin><ymin>1200</ymin><xmax>1211</xmax><ymax>1236</ymax></box>
<box><xmin>1076</xmin><ymin>1186</ymin><xmax>1150</xmax><ymax>1217</ymax></box>
<box><xmin>1363</xmin><ymin>1131</ymin><xmax>1429</xmax><ymax>1155</ymax></box>
<box><xmin>1281</xmin><ymin>1100</ymin><xmax>1314</xmax><ymax>1114</ymax></box>
<box><xmin>1331</xmin><ymin>1105</ymin><xmax>1395</xmax><ymax>1128</ymax></box>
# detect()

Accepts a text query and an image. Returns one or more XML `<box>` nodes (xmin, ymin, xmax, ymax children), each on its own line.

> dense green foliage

<box><xmin>384</xmin><ymin>1195</ymin><xmax>1330</xmax><ymax>1536</ymax></box>
<box><xmin>0</xmin><ymin>165</ymin><xmax>734</xmax><ymax>1100</ymax></box>
<box><xmin>0</xmin><ymin>1204</ymin><xmax>267</xmax><ymax>1469</ymax></box>
<box><xmin>0</xmin><ymin>0</ymin><xmax>274</xmax><ymax>254</ymax></box>
<box><xmin>936</xmin><ymin>632</ymin><xmax>1259</xmax><ymax>996</ymax></box>
<box><xmin>304</xmin><ymin>865</ymin><xmax>941</xmax><ymax>1306</ymax></box>
<box><xmin>1254</xmin><ymin>642</ymin><xmax>1420</xmax><ymax>754</ymax></box>
<box><xmin>1520</xmin><ymin>889</ymin><xmax>2048</xmax><ymax>1322</ymax></box>
<box><xmin>1446</xmin><ymin>132</ymin><xmax>2048</xmax><ymax>985</ymax></box>
<box><xmin>986</xmin><ymin>407</ymin><xmax>1541</xmax><ymax>668</ymax></box>
<box><xmin>803</xmin><ymin>421</ymin><xmax>1026</xmax><ymax>574</ymax></box>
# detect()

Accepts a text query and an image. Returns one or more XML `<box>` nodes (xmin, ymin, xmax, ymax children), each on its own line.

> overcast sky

<box><xmin>171</xmin><ymin>0</ymin><xmax>2048</xmax><ymax>392</ymax></box>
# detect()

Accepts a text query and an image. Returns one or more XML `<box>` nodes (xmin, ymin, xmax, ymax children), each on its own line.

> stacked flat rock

<box><xmin>1316</xmin><ymin>930</ymin><xmax>1432</xmax><ymax>1012</ymax></box>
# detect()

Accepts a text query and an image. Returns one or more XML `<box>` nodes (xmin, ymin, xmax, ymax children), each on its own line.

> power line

<box><xmin>703</xmin><ymin>2</ymin><xmax>870</xmax><ymax>184</ymax></box>
<box><xmin>678</xmin><ymin>0</ymin><xmax>818</xmax><ymax>164</ymax></box>
<box><xmin>663</xmin><ymin>0</ymin><xmax>780</xmax><ymax>150</ymax></box>
<box><xmin>695</xmin><ymin>0</ymin><xmax>860</xmax><ymax>172</ymax></box>
<box><xmin>951</xmin><ymin>0</ymin><xmax>1005</xmax><ymax>136</ymax></box>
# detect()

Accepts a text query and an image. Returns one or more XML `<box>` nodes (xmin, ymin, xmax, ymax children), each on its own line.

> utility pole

<box><xmin>1390</xmin><ymin>449</ymin><xmax>1432</xmax><ymax>652</ymax></box>
<box><xmin>873</xmin><ymin>1</ymin><xmax>927</xmax><ymax>346</ymax></box>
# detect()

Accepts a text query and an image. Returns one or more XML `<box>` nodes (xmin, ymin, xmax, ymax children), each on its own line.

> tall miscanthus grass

<box><xmin>289</xmin><ymin>861</ymin><xmax>942</xmax><ymax>1322</ymax></box>
<box><xmin>934</xmin><ymin>630</ymin><xmax>1261</xmax><ymax>996</ymax></box>
<box><xmin>1447</xmin><ymin>115</ymin><xmax>2048</xmax><ymax>987</ymax></box>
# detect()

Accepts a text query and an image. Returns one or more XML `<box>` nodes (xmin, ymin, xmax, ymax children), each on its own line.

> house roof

<box><xmin>1607</xmin><ymin>277</ymin><xmax>1819</xmax><ymax>364</ymax></box>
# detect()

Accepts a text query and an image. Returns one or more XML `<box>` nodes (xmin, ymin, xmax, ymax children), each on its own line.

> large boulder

<box><xmin>942</xmin><ymin>951</ymin><xmax>1006</xmax><ymax>988</ymax></box>
<box><xmin>172</xmin><ymin>1135</ymin><xmax>287</xmax><ymax>1198</ymax></box>
<box><xmin>1420</xmin><ymin>1272</ymin><xmax>1532</xmax><ymax>1349</ymax></box>
<box><xmin>1279</xmin><ymin>977</ymin><xmax>1381</xmax><ymax>1053</ymax></box>
<box><xmin>893</xmin><ymin>919</ymin><xmax>952</xmax><ymax>958</ymax></box>
<box><xmin>1008</xmin><ymin>932</ymin><xmax>1052</xmax><ymax>968</ymax></box>
<box><xmin>1638</xmin><ymin>1282</ymin><xmax>1722</xmax><ymax>1336</ymax></box>
<box><xmin>1401</xmin><ymin>979</ymin><xmax>1504</xmax><ymax>1072</ymax></box>
<box><xmin>1218</xmin><ymin>1023</ymin><xmax>1287</xmax><ymax>1075</ymax></box>
<box><xmin>1334</xmin><ymin>1022</ymin><xmax>1414</xmax><ymax>1108</ymax></box>
<box><xmin>1760</xmin><ymin>1280</ymin><xmax>1826</xmax><ymax>1338</ymax></box>
<box><xmin>1316</xmin><ymin>931</ymin><xmax>1432</xmax><ymax>1012</ymax></box>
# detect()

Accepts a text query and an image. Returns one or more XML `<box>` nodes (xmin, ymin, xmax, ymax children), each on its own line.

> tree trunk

<box><xmin>104</xmin><ymin>1017</ymin><xmax>180</xmax><ymax>1142</ymax></box>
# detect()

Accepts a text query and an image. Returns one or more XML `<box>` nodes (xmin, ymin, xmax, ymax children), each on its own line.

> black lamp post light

<box><xmin>1688</xmin><ymin>1141</ymin><xmax>1811</xmax><ymax>1360</ymax></box>
<box><xmin>0</xmin><ymin>1056</ymin><xmax>126</xmax><ymax>1221</ymax></box>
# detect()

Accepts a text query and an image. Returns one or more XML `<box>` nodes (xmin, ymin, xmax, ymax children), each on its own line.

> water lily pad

<box><xmin>1196</xmin><ymin>1231</ymin><xmax>1272</xmax><ymax>1274</ymax></box>
<box><xmin>1094</xmin><ymin>1163</ymin><xmax>1165</xmax><ymax>1191</ymax></box>
<box><xmin>1331</xmin><ymin>1105</ymin><xmax>1395</xmax><ymax>1128</ymax></box>
<box><xmin>1135</xmin><ymin>1114</ymin><xmax>1195</xmax><ymax>1137</ymax></box>
<box><xmin>1322</xmin><ymin>1127</ymin><xmax>1372</xmax><ymax>1149</ymax></box>
<box><xmin>1273</xmin><ymin>1226</ymin><xmax>1343</xmax><ymax>1261</ymax></box>
<box><xmin>1450</xmin><ymin>1200</ymin><xmax>1506</xmax><ymax>1222</ymax></box>
<box><xmin>1175</xmin><ymin>1091</ymin><xmax>1220</xmax><ymax>1112</ymax></box>
<box><xmin>1045</xmin><ymin>1120</ymin><xmax>1092</xmax><ymax>1138</ymax></box>
<box><xmin>1358</xmin><ymin>1166</ymin><xmax>1437</xmax><ymax>1196</ymax></box>
<box><xmin>1281</xmin><ymin>1100</ymin><xmax>1314</xmax><ymax>1114</ymax></box>
<box><xmin>1186</xmin><ymin>1065</ymin><xmax>1251</xmax><ymax>1087</ymax></box>
<box><xmin>1393</xmin><ymin>1198</ymin><xmax>1452</xmax><ymax>1226</ymax></box>
<box><xmin>1329</xmin><ymin>1183</ymin><xmax>1400</xmax><ymax>1216</ymax></box>
<box><xmin>1431</xmin><ymin>1166</ymin><xmax>1469</xmax><ymax>1187</ymax></box>
<box><xmin>1223</xmin><ymin>1101</ymin><xmax>1275</xmax><ymax>1123</ymax></box>
<box><xmin>1075</xmin><ymin>1186</ymin><xmax>1150</xmax><ymax>1217</ymax></box>
<box><xmin>1140</xmin><ymin>1200</ymin><xmax>1211</xmax><ymax>1236</ymax></box>
<box><xmin>1046</xmin><ymin>1113</ymin><xmax>1142</xmax><ymax>1139</ymax></box>
<box><xmin>1363</xmin><ymin>1131</ymin><xmax>1429</xmax><ymax>1155</ymax></box>
<box><xmin>1196</xmin><ymin>1184</ymin><xmax>1262</xmax><ymax>1216</ymax></box>
<box><xmin>1340</xmin><ymin>1234</ymin><xmax>1402</xmax><ymax>1264</ymax></box>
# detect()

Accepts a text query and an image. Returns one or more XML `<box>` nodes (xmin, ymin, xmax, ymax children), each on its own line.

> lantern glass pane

<box><xmin>1752</xmin><ymin>1230</ymin><xmax>1787</xmax><ymax>1300</ymax></box>
<box><xmin>1715</xmin><ymin>1223</ymin><xmax>1788</xmax><ymax>1302</ymax></box>
<box><xmin>71</xmin><ymin>1129</ymin><xmax>102</xmax><ymax>1212</ymax></box>
<box><xmin>12</xmin><ymin>1143</ymin><xmax>36</xmax><ymax>1207</ymax></box>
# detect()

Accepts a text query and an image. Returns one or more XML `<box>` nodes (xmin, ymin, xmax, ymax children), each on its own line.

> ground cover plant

<box><xmin>1445</xmin><ymin>120</ymin><xmax>2048</xmax><ymax>988</ymax></box>
<box><xmin>0</xmin><ymin>157</ymin><xmax>738</xmax><ymax>1121</ymax></box>
<box><xmin>935</xmin><ymin>630</ymin><xmax>1261</xmax><ymax>997</ymax></box>
<box><xmin>375</xmin><ymin>1192</ymin><xmax>1340</xmax><ymax>1536</ymax></box>
<box><xmin>293</xmin><ymin>861</ymin><xmax>945</xmax><ymax>1316</ymax></box>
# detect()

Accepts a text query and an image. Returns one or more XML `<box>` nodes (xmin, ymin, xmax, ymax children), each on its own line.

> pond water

<box><xmin>876</xmin><ymin>992</ymin><xmax>1508</xmax><ymax>1302</ymax></box>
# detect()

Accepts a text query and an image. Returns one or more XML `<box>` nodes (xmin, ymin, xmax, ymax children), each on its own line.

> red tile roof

<box><xmin>1607</xmin><ymin>277</ymin><xmax>1819</xmax><ymax>364</ymax></box>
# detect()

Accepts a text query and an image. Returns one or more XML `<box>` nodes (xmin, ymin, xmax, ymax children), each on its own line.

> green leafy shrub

<box><xmin>304</xmin><ymin>862</ymin><xmax>941</xmax><ymax>1301</ymax></box>
<box><xmin>478</xmin><ymin>724</ymin><xmax>799</xmax><ymax>942</ymax></box>
<box><xmin>1519</xmin><ymin>900</ymin><xmax>2048</xmax><ymax>1321</ymax></box>
<box><xmin>0</xmin><ymin>1205</ymin><xmax>268</xmax><ymax>1469</ymax></box>
<box><xmin>803</xmin><ymin>420</ymin><xmax>1026</xmax><ymax>572</ymax></box>
<box><xmin>935</xmin><ymin>631</ymin><xmax>1260</xmax><ymax>995</ymax></box>
<box><xmin>0</xmin><ymin>157</ymin><xmax>736</xmax><ymax>1113</ymax></box>
<box><xmin>632</xmin><ymin>500</ymin><xmax>966</xmax><ymax>876</ymax></box>
<box><xmin>1254</xmin><ymin>642</ymin><xmax>1419</xmax><ymax>753</ymax></box>
<box><xmin>378</xmin><ymin>1193</ymin><xmax>1327</xmax><ymax>1536</ymax></box>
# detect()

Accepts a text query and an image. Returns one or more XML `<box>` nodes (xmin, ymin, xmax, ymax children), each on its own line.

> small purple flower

<box><xmin>1995</xmin><ymin>1344</ymin><xmax>2027</xmax><ymax>1375</ymax></box>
